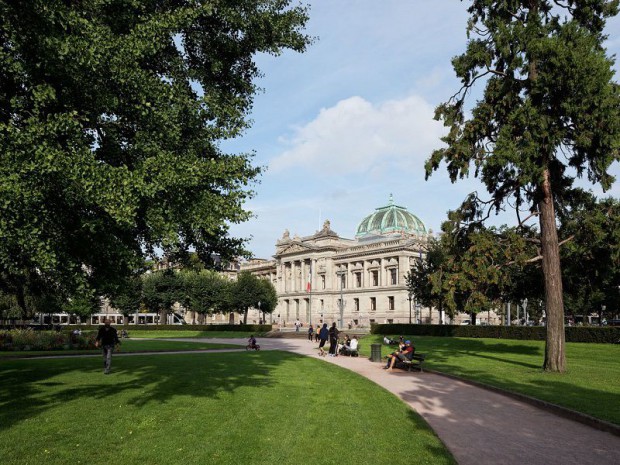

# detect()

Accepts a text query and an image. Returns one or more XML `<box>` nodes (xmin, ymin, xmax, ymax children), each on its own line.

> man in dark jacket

<box><xmin>96</xmin><ymin>318</ymin><xmax>120</xmax><ymax>374</ymax></box>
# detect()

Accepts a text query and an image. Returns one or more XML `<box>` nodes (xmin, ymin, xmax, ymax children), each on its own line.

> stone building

<box><xmin>241</xmin><ymin>196</ymin><xmax>439</xmax><ymax>327</ymax></box>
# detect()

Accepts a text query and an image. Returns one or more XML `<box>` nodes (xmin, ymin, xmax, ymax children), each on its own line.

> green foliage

<box><xmin>227</xmin><ymin>271</ymin><xmax>273</xmax><ymax>323</ymax></box>
<box><xmin>180</xmin><ymin>269</ymin><xmax>229</xmax><ymax>317</ymax></box>
<box><xmin>0</xmin><ymin>330</ymin><xmax>96</xmax><ymax>351</ymax></box>
<box><xmin>409</xmin><ymin>212</ymin><xmax>541</xmax><ymax>321</ymax></box>
<box><xmin>64</xmin><ymin>324</ymin><xmax>272</xmax><ymax>333</ymax></box>
<box><xmin>560</xmin><ymin>192</ymin><xmax>620</xmax><ymax>320</ymax></box>
<box><xmin>0</xmin><ymin>1</ymin><xmax>311</xmax><ymax>315</ymax></box>
<box><xmin>425</xmin><ymin>1</ymin><xmax>620</xmax><ymax>371</ymax></box>
<box><xmin>108</xmin><ymin>274</ymin><xmax>144</xmax><ymax>317</ymax></box>
<box><xmin>371</xmin><ymin>323</ymin><xmax>620</xmax><ymax>344</ymax></box>
<box><xmin>141</xmin><ymin>269</ymin><xmax>182</xmax><ymax>318</ymax></box>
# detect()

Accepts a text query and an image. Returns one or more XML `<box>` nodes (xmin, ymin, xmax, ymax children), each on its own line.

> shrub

<box><xmin>64</xmin><ymin>324</ymin><xmax>272</xmax><ymax>333</ymax></box>
<box><xmin>371</xmin><ymin>324</ymin><xmax>619</xmax><ymax>344</ymax></box>
<box><xmin>0</xmin><ymin>329</ymin><xmax>98</xmax><ymax>351</ymax></box>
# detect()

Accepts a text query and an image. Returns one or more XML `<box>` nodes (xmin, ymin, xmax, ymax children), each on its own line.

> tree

<box><xmin>406</xmin><ymin>237</ymin><xmax>449</xmax><ymax>324</ymax></box>
<box><xmin>560</xmin><ymin>192</ymin><xmax>620</xmax><ymax>323</ymax></box>
<box><xmin>182</xmin><ymin>270</ymin><xmax>228</xmax><ymax>324</ymax></box>
<box><xmin>108</xmin><ymin>275</ymin><xmax>144</xmax><ymax>325</ymax></box>
<box><xmin>256</xmin><ymin>278</ymin><xmax>278</xmax><ymax>322</ymax></box>
<box><xmin>0</xmin><ymin>1</ymin><xmax>310</xmax><ymax>316</ymax></box>
<box><xmin>426</xmin><ymin>1</ymin><xmax>620</xmax><ymax>371</ymax></box>
<box><xmin>229</xmin><ymin>271</ymin><xmax>264</xmax><ymax>324</ymax></box>
<box><xmin>141</xmin><ymin>269</ymin><xmax>182</xmax><ymax>324</ymax></box>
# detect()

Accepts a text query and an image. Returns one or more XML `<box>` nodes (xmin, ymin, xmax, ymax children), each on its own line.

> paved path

<box><xmin>17</xmin><ymin>338</ymin><xmax>620</xmax><ymax>465</ymax></box>
<box><xmin>197</xmin><ymin>337</ymin><xmax>620</xmax><ymax>465</ymax></box>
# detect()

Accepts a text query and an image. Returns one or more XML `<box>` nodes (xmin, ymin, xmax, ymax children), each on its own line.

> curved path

<box><xmin>18</xmin><ymin>337</ymin><xmax>620</xmax><ymax>465</ymax></box>
<box><xmin>199</xmin><ymin>337</ymin><xmax>620</xmax><ymax>465</ymax></box>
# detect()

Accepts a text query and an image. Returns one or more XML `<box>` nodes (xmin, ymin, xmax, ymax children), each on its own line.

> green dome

<box><xmin>356</xmin><ymin>195</ymin><xmax>426</xmax><ymax>238</ymax></box>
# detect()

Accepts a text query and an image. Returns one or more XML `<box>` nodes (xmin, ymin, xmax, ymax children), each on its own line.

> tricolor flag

<box><xmin>306</xmin><ymin>263</ymin><xmax>312</xmax><ymax>292</ymax></box>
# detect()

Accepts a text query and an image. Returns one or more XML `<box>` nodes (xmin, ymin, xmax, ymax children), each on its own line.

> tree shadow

<box><xmin>0</xmin><ymin>350</ymin><xmax>295</xmax><ymax>432</ymax></box>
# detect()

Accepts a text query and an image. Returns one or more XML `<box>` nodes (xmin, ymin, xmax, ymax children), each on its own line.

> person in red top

<box><xmin>383</xmin><ymin>340</ymin><xmax>414</xmax><ymax>370</ymax></box>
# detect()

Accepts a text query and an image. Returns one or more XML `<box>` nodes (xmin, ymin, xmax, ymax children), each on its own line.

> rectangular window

<box><xmin>370</xmin><ymin>297</ymin><xmax>376</xmax><ymax>311</ymax></box>
<box><xmin>388</xmin><ymin>296</ymin><xmax>395</xmax><ymax>310</ymax></box>
<box><xmin>355</xmin><ymin>272</ymin><xmax>362</xmax><ymax>288</ymax></box>
<box><xmin>320</xmin><ymin>299</ymin><xmax>324</xmax><ymax>310</ymax></box>
<box><xmin>390</xmin><ymin>268</ymin><xmax>397</xmax><ymax>285</ymax></box>
<box><xmin>387</xmin><ymin>319</ymin><xmax>394</xmax><ymax>324</ymax></box>
<box><xmin>339</xmin><ymin>273</ymin><xmax>346</xmax><ymax>289</ymax></box>
<box><xmin>354</xmin><ymin>298</ymin><xmax>359</xmax><ymax>311</ymax></box>
<box><xmin>321</xmin><ymin>275</ymin><xmax>326</xmax><ymax>289</ymax></box>
<box><xmin>372</xmin><ymin>270</ymin><xmax>379</xmax><ymax>286</ymax></box>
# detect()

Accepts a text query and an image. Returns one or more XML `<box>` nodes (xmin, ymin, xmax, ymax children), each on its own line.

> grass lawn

<box><xmin>0</xmin><ymin>339</ymin><xmax>240</xmax><ymax>359</ymax></box>
<box><xmin>360</xmin><ymin>335</ymin><xmax>620</xmax><ymax>425</ymax></box>
<box><xmin>0</xmin><ymin>352</ymin><xmax>455</xmax><ymax>465</ymax></box>
<box><xmin>127</xmin><ymin>330</ymin><xmax>265</xmax><ymax>339</ymax></box>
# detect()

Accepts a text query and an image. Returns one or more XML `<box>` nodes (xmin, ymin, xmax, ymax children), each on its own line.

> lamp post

<box><xmin>522</xmin><ymin>298</ymin><xmax>528</xmax><ymax>326</ymax></box>
<box><xmin>336</xmin><ymin>270</ymin><xmax>346</xmax><ymax>328</ymax></box>
<box><xmin>601</xmin><ymin>305</ymin><xmax>606</xmax><ymax>326</ymax></box>
<box><xmin>257</xmin><ymin>301</ymin><xmax>261</xmax><ymax>324</ymax></box>
<box><xmin>407</xmin><ymin>291</ymin><xmax>413</xmax><ymax>324</ymax></box>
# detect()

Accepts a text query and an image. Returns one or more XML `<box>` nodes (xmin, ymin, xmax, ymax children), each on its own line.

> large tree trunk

<box><xmin>539</xmin><ymin>168</ymin><xmax>566</xmax><ymax>372</ymax></box>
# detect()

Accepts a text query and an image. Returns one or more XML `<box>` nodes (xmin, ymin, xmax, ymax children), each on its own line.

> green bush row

<box><xmin>370</xmin><ymin>324</ymin><xmax>620</xmax><ymax>344</ymax></box>
<box><xmin>63</xmin><ymin>324</ymin><xmax>273</xmax><ymax>333</ymax></box>
<box><xmin>0</xmin><ymin>330</ymin><xmax>97</xmax><ymax>351</ymax></box>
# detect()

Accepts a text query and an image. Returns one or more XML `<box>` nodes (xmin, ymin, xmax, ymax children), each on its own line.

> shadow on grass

<box><xmin>0</xmin><ymin>351</ymin><xmax>292</xmax><ymax>432</ymax></box>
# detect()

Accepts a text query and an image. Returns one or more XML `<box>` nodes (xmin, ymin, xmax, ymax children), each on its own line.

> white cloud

<box><xmin>269</xmin><ymin>94</ymin><xmax>446</xmax><ymax>174</ymax></box>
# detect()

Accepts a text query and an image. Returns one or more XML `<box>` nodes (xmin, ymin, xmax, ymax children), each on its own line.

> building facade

<box><xmin>242</xmin><ymin>197</ymin><xmax>440</xmax><ymax>328</ymax></box>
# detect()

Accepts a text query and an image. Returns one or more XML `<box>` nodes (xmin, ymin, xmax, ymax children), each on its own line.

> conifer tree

<box><xmin>426</xmin><ymin>1</ymin><xmax>620</xmax><ymax>371</ymax></box>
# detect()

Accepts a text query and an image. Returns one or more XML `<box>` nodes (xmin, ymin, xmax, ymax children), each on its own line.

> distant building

<box><xmin>242</xmin><ymin>196</ymin><xmax>443</xmax><ymax>327</ymax></box>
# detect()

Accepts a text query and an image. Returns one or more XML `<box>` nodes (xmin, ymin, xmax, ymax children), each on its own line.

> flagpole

<box><xmin>308</xmin><ymin>261</ymin><xmax>312</xmax><ymax>326</ymax></box>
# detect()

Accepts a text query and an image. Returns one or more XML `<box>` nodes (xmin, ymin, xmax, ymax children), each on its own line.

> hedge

<box><xmin>63</xmin><ymin>324</ymin><xmax>273</xmax><ymax>333</ymax></box>
<box><xmin>0</xmin><ymin>329</ymin><xmax>97</xmax><ymax>351</ymax></box>
<box><xmin>371</xmin><ymin>324</ymin><xmax>620</xmax><ymax>344</ymax></box>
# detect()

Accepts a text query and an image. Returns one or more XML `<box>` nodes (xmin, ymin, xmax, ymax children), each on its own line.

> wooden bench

<box><xmin>398</xmin><ymin>353</ymin><xmax>426</xmax><ymax>372</ymax></box>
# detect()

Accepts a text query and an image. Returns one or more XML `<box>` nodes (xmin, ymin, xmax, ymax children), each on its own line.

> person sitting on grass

<box><xmin>383</xmin><ymin>340</ymin><xmax>414</xmax><ymax>370</ymax></box>
<box><xmin>383</xmin><ymin>335</ymin><xmax>396</xmax><ymax>345</ymax></box>
<box><xmin>344</xmin><ymin>335</ymin><xmax>359</xmax><ymax>356</ymax></box>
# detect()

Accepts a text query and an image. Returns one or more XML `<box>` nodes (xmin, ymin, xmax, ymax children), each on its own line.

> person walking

<box><xmin>308</xmin><ymin>324</ymin><xmax>314</xmax><ymax>342</ymax></box>
<box><xmin>95</xmin><ymin>318</ymin><xmax>120</xmax><ymax>374</ymax></box>
<box><xmin>318</xmin><ymin>323</ymin><xmax>329</xmax><ymax>356</ymax></box>
<box><xmin>328</xmin><ymin>322</ymin><xmax>339</xmax><ymax>357</ymax></box>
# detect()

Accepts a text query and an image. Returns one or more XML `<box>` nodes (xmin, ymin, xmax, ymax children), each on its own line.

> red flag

<box><xmin>306</xmin><ymin>263</ymin><xmax>312</xmax><ymax>292</ymax></box>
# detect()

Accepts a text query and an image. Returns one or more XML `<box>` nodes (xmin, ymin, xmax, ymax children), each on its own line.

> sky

<box><xmin>221</xmin><ymin>1</ymin><xmax>620</xmax><ymax>260</ymax></box>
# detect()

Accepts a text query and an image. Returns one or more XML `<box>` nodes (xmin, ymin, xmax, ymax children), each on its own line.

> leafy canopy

<box><xmin>0</xmin><ymin>0</ymin><xmax>310</xmax><ymax>313</ymax></box>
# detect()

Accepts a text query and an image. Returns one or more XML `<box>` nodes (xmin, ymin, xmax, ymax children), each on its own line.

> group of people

<box><xmin>308</xmin><ymin>322</ymin><xmax>359</xmax><ymax>357</ymax></box>
<box><xmin>338</xmin><ymin>334</ymin><xmax>359</xmax><ymax>356</ymax></box>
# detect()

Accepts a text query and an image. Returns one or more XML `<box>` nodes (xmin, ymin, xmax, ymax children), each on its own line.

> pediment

<box><xmin>277</xmin><ymin>242</ymin><xmax>314</xmax><ymax>256</ymax></box>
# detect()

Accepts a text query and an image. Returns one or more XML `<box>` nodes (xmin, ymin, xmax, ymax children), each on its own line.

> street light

<box><xmin>258</xmin><ymin>301</ymin><xmax>261</xmax><ymax>324</ymax></box>
<box><xmin>336</xmin><ymin>270</ymin><xmax>346</xmax><ymax>328</ymax></box>
<box><xmin>407</xmin><ymin>291</ymin><xmax>413</xmax><ymax>324</ymax></box>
